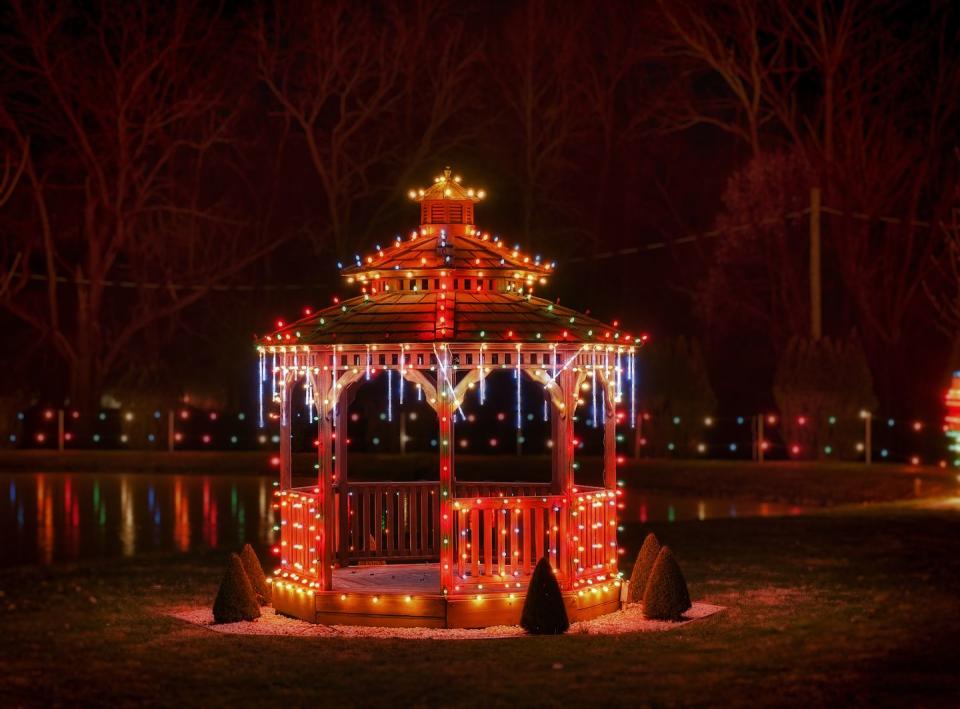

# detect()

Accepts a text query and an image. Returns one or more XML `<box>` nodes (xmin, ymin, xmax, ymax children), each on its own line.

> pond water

<box><xmin>0</xmin><ymin>473</ymin><xmax>804</xmax><ymax>568</ymax></box>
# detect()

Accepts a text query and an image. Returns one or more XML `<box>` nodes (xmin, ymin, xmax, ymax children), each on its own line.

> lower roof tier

<box><xmin>259</xmin><ymin>290</ymin><xmax>641</xmax><ymax>347</ymax></box>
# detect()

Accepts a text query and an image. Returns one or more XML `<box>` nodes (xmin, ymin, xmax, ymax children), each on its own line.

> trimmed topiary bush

<box><xmin>628</xmin><ymin>533</ymin><xmax>661</xmax><ymax>603</ymax></box>
<box><xmin>642</xmin><ymin>546</ymin><xmax>692</xmax><ymax>621</ymax></box>
<box><xmin>240</xmin><ymin>543</ymin><xmax>271</xmax><ymax>605</ymax></box>
<box><xmin>213</xmin><ymin>553</ymin><xmax>261</xmax><ymax>623</ymax></box>
<box><xmin>520</xmin><ymin>557</ymin><xmax>569</xmax><ymax>635</ymax></box>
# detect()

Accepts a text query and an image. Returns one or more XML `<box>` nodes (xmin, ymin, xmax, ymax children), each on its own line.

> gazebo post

<box><xmin>602</xmin><ymin>378</ymin><xmax>617</xmax><ymax>491</ymax></box>
<box><xmin>310</xmin><ymin>367</ymin><xmax>335</xmax><ymax>591</ymax></box>
<box><xmin>335</xmin><ymin>383</ymin><xmax>352</xmax><ymax>569</ymax></box>
<box><xmin>279</xmin><ymin>372</ymin><xmax>292</xmax><ymax>491</ymax></box>
<box><xmin>552</xmin><ymin>367</ymin><xmax>578</xmax><ymax>493</ymax></box>
<box><xmin>438</xmin><ymin>387</ymin><xmax>454</xmax><ymax>594</ymax></box>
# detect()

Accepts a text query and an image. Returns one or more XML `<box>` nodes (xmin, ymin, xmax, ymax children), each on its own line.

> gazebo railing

<box><xmin>276</xmin><ymin>487</ymin><xmax>323</xmax><ymax>587</ymax></box>
<box><xmin>450</xmin><ymin>493</ymin><xmax>567</xmax><ymax>592</ymax></box>
<box><xmin>281</xmin><ymin>483</ymin><xmax>619</xmax><ymax>592</ymax></box>
<box><xmin>454</xmin><ymin>481</ymin><xmax>553</xmax><ymax>498</ymax></box>
<box><xmin>338</xmin><ymin>481</ymin><xmax>440</xmax><ymax>561</ymax></box>
<box><xmin>331</xmin><ymin>481</ymin><xmax>554</xmax><ymax>565</ymax></box>
<box><xmin>569</xmin><ymin>488</ymin><xmax>619</xmax><ymax>583</ymax></box>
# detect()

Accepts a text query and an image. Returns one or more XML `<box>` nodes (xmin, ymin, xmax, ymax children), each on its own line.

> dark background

<box><xmin>1</xmin><ymin>0</ymin><xmax>957</xmax><ymax>424</ymax></box>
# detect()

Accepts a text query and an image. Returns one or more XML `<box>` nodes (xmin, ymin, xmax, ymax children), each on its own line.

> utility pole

<box><xmin>810</xmin><ymin>186</ymin><xmax>823</xmax><ymax>340</ymax></box>
<box><xmin>862</xmin><ymin>410</ymin><xmax>872</xmax><ymax>465</ymax></box>
<box><xmin>755</xmin><ymin>415</ymin><xmax>765</xmax><ymax>464</ymax></box>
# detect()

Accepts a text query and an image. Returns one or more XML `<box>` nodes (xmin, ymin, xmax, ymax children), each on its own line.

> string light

<box><xmin>515</xmin><ymin>347</ymin><xmax>522</xmax><ymax>432</ymax></box>
<box><xmin>591</xmin><ymin>349</ymin><xmax>598</xmax><ymax>428</ymax></box>
<box><xmin>258</xmin><ymin>349</ymin><xmax>265</xmax><ymax>428</ymax></box>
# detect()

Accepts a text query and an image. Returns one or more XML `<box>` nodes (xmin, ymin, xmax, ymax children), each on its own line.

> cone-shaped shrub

<box><xmin>520</xmin><ymin>557</ymin><xmax>569</xmax><ymax>635</ymax></box>
<box><xmin>642</xmin><ymin>546</ymin><xmax>692</xmax><ymax>621</ymax></box>
<box><xmin>240</xmin><ymin>543</ymin><xmax>271</xmax><ymax>605</ymax></box>
<box><xmin>628</xmin><ymin>533</ymin><xmax>661</xmax><ymax>603</ymax></box>
<box><xmin>213</xmin><ymin>553</ymin><xmax>261</xmax><ymax>623</ymax></box>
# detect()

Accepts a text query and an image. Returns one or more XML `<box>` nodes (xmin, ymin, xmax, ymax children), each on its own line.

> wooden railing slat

<box><xmin>510</xmin><ymin>508</ymin><xmax>519</xmax><ymax>579</ymax></box>
<box><xmin>483</xmin><ymin>509</ymin><xmax>493</xmax><ymax>578</ymax></box>
<box><xmin>535</xmin><ymin>507</ymin><xmax>544</xmax><ymax>563</ymax></box>
<box><xmin>470</xmin><ymin>508</ymin><xmax>480</xmax><ymax>579</ymax></box>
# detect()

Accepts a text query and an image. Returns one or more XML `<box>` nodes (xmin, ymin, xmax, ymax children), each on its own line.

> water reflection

<box><xmin>628</xmin><ymin>493</ymin><xmax>803</xmax><ymax>524</ymax></box>
<box><xmin>0</xmin><ymin>472</ymin><xmax>804</xmax><ymax>568</ymax></box>
<box><xmin>0</xmin><ymin>473</ymin><xmax>276</xmax><ymax>568</ymax></box>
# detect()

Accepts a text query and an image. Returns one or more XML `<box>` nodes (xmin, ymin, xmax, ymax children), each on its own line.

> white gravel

<box><xmin>165</xmin><ymin>602</ymin><xmax>723</xmax><ymax>640</ymax></box>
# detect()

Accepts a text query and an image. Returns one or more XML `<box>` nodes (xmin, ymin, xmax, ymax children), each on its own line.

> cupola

<box><xmin>408</xmin><ymin>166</ymin><xmax>484</xmax><ymax>237</ymax></box>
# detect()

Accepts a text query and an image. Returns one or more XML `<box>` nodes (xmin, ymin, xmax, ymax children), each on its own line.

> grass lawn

<box><xmin>2</xmin><ymin>500</ymin><xmax>959</xmax><ymax>707</ymax></box>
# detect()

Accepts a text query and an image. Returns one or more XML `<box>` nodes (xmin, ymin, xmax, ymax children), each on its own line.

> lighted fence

<box><xmin>2</xmin><ymin>404</ymin><xmax>954</xmax><ymax>465</ymax></box>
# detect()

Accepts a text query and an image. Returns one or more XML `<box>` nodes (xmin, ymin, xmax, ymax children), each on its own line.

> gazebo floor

<box><xmin>273</xmin><ymin>563</ymin><xmax>621</xmax><ymax>629</ymax></box>
<box><xmin>334</xmin><ymin>563</ymin><xmax>440</xmax><ymax>594</ymax></box>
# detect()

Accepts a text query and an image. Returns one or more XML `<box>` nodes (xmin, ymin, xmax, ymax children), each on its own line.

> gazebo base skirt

<box><xmin>271</xmin><ymin>564</ymin><xmax>621</xmax><ymax>629</ymax></box>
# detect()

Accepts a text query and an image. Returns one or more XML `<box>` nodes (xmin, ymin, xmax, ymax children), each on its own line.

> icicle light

<box><xmin>591</xmin><ymin>350</ymin><xmax>598</xmax><ymax>428</ymax></box>
<box><xmin>258</xmin><ymin>349</ymin><xmax>265</xmax><ymax>428</ymax></box>
<box><xmin>387</xmin><ymin>368</ymin><xmax>393</xmax><ymax>422</ymax></box>
<box><xmin>515</xmin><ymin>349</ymin><xmax>522</xmax><ymax>432</ymax></box>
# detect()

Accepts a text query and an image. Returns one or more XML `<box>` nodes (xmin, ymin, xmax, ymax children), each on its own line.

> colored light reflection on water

<box><xmin>627</xmin><ymin>494</ymin><xmax>803</xmax><ymax>524</ymax></box>
<box><xmin>0</xmin><ymin>473</ymin><xmax>275</xmax><ymax>568</ymax></box>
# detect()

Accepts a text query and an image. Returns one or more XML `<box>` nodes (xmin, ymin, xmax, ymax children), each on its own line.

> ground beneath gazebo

<box><xmin>334</xmin><ymin>563</ymin><xmax>439</xmax><ymax>593</ymax></box>
<box><xmin>166</xmin><ymin>602</ymin><xmax>724</xmax><ymax>640</ymax></box>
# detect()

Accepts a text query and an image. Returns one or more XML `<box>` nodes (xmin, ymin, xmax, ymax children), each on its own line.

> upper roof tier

<box><xmin>256</xmin><ymin>167</ymin><xmax>643</xmax><ymax>349</ymax></box>
<box><xmin>340</xmin><ymin>167</ymin><xmax>552</xmax><ymax>285</ymax></box>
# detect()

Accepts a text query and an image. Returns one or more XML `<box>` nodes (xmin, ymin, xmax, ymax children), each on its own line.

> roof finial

<box><xmin>443</xmin><ymin>166</ymin><xmax>452</xmax><ymax>180</ymax></box>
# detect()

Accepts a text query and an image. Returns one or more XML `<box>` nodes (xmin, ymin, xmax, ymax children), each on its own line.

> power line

<box><xmin>12</xmin><ymin>203</ymin><xmax>940</xmax><ymax>286</ymax></box>
<box><xmin>21</xmin><ymin>273</ymin><xmax>318</xmax><ymax>292</ymax></box>
<box><xmin>570</xmin><ymin>204</ymin><xmax>937</xmax><ymax>263</ymax></box>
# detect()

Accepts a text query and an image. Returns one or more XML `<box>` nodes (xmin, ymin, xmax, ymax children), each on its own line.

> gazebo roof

<box><xmin>260</xmin><ymin>290</ymin><xmax>640</xmax><ymax>347</ymax></box>
<box><xmin>339</xmin><ymin>230</ymin><xmax>554</xmax><ymax>279</ymax></box>
<box><xmin>258</xmin><ymin>167</ymin><xmax>643</xmax><ymax>349</ymax></box>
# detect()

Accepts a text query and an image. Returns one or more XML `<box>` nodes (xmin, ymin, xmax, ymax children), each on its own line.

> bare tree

<box><xmin>658</xmin><ymin>0</ymin><xmax>960</xmax><ymax>402</ymax></box>
<box><xmin>0</xmin><ymin>1</ymin><xmax>280</xmax><ymax>410</ymax></box>
<box><xmin>489</xmin><ymin>0</ymin><xmax>586</xmax><ymax>249</ymax></box>
<box><xmin>256</xmin><ymin>0</ymin><xmax>483</xmax><ymax>257</ymax></box>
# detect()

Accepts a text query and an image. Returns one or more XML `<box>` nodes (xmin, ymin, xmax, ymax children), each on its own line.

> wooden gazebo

<box><xmin>258</xmin><ymin>168</ymin><xmax>642</xmax><ymax>628</ymax></box>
